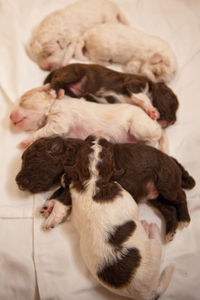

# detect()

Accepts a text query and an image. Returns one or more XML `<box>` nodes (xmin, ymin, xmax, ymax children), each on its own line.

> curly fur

<box><xmin>16</xmin><ymin>135</ymin><xmax>195</xmax><ymax>241</ymax></box>
<box><xmin>74</xmin><ymin>23</ymin><xmax>178</xmax><ymax>83</ymax></box>
<box><xmin>26</xmin><ymin>0</ymin><xmax>129</xmax><ymax>70</ymax></box>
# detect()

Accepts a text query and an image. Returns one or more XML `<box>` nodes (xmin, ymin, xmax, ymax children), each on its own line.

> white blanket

<box><xmin>0</xmin><ymin>0</ymin><xmax>200</xmax><ymax>299</ymax></box>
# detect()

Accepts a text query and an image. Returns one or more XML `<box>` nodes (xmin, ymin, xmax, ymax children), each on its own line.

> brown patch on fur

<box><xmin>44</xmin><ymin>63</ymin><xmax>179</xmax><ymax>127</ymax></box>
<box><xmin>16</xmin><ymin>135</ymin><xmax>195</xmax><ymax>239</ymax></box>
<box><xmin>97</xmin><ymin>247</ymin><xmax>141</xmax><ymax>288</ymax></box>
<box><xmin>108</xmin><ymin>220</ymin><xmax>136</xmax><ymax>247</ymax></box>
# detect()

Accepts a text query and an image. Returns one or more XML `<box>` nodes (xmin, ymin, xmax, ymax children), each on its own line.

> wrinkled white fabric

<box><xmin>0</xmin><ymin>0</ymin><xmax>200</xmax><ymax>299</ymax></box>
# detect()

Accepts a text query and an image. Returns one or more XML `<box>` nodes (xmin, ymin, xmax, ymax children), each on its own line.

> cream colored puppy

<box><xmin>26</xmin><ymin>0</ymin><xmax>129</xmax><ymax>71</ymax></box>
<box><xmin>41</xmin><ymin>135</ymin><xmax>174</xmax><ymax>300</ymax></box>
<box><xmin>9</xmin><ymin>85</ymin><xmax>163</xmax><ymax>150</ymax></box>
<box><xmin>75</xmin><ymin>23</ymin><xmax>177</xmax><ymax>83</ymax></box>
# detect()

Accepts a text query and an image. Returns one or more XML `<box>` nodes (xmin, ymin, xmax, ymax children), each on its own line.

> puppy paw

<box><xmin>178</xmin><ymin>221</ymin><xmax>190</xmax><ymax>230</ymax></box>
<box><xmin>58</xmin><ymin>89</ymin><xmax>65</xmax><ymax>99</ymax></box>
<box><xmin>141</xmin><ymin>220</ymin><xmax>150</xmax><ymax>234</ymax></box>
<box><xmin>41</xmin><ymin>200</ymin><xmax>69</xmax><ymax>230</ymax></box>
<box><xmin>40</xmin><ymin>199</ymin><xmax>56</xmax><ymax>218</ymax></box>
<box><xmin>19</xmin><ymin>139</ymin><xmax>32</xmax><ymax>149</ymax></box>
<box><xmin>165</xmin><ymin>231</ymin><xmax>176</xmax><ymax>243</ymax></box>
<box><xmin>146</xmin><ymin>107</ymin><xmax>160</xmax><ymax>120</ymax></box>
<box><xmin>148</xmin><ymin>223</ymin><xmax>160</xmax><ymax>239</ymax></box>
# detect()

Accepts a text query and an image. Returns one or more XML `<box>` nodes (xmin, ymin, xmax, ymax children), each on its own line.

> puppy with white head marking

<box><xmin>9</xmin><ymin>85</ymin><xmax>163</xmax><ymax>151</ymax></box>
<box><xmin>26</xmin><ymin>0</ymin><xmax>129</xmax><ymax>71</ymax></box>
<box><xmin>41</xmin><ymin>135</ymin><xmax>174</xmax><ymax>300</ymax></box>
<box><xmin>74</xmin><ymin>23</ymin><xmax>177</xmax><ymax>83</ymax></box>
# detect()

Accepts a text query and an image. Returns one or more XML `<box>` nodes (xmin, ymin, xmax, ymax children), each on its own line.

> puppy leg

<box><xmin>20</xmin><ymin>122</ymin><xmax>70</xmax><ymax>148</ymax></box>
<box><xmin>62</xmin><ymin>41</ymin><xmax>77</xmax><ymax>66</ymax></box>
<box><xmin>148</xmin><ymin>197</ymin><xmax>178</xmax><ymax>242</ymax></box>
<box><xmin>175</xmin><ymin>189</ymin><xmax>190</xmax><ymax>229</ymax></box>
<box><xmin>128</xmin><ymin>92</ymin><xmax>159</xmax><ymax>120</ymax></box>
<box><xmin>41</xmin><ymin>199</ymin><xmax>71</xmax><ymax>230</ymax></box>
<box><xmin>128</xmin><ymin>113</ymin><xmax>162</xmax><ymax>147</ymax></box>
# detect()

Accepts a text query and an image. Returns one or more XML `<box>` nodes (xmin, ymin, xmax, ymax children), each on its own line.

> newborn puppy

<box><xmin>16</xmin><ymin>136</ymin><xmax>195</xmax><ymax>241</ymax></box>
<box><xmin>41</xmin><ymin>135</ymin><xmax>175</xmax><ymax>300</ymax></box>
<box><xmin>74</xmin><ymin>23</ymin><xmax>177</xmax><ymax>83</ymax></box>
<box><xmin>26</xmin><ymin>0</ymin><xmax>129</xmax><ymax>70</ymax></box>
<box><xmin>44</xmin><ymin>63</ymin><xmax>179</xmax><ymax>127</ymax></box>
<box><xmin>9</xmin><ymin>86</ymin><xmax>162</xmax><ymax>150</ymax></box>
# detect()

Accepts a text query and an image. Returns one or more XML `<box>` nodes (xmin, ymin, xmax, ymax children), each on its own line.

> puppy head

<box><xmin>16</xmin><ymin>136</ymin><xmax>66</xmax><ymax>193</ymax></box>
<box><xmin>27</xmin><ymin>34</ymin><xmax>68</xmax><ymax>71</ymax></box>
<box><xmin>16</xmin><ymin>136</ymin><xmax>83</xmax><ymax>193</ymax></box>
<box><xmin>151</xmin><ymin>82</ymin><xmax>179</xmax><ymax>128</ymax></box>
<box><xmin>9</xmin><ymin>85</ymin><xmax>55</xmax><ymax>131</ymax></box>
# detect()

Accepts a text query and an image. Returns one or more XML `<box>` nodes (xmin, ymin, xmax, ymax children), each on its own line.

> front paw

<box><xmin>41</xmin><ymin>199</ymin><xmax>69</xmax><ymax>230</ymax></box>
<box><xmin>146</xmin><ymin>107</ymin><xmax>160</xmax><ymax>120</ymax></box>
<box><xmin>19</xmin><ymin>139</ymin><xmax>32</xmax><ymax>149</ymax></box>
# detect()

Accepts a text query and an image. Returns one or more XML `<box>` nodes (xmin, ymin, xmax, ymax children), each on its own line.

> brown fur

<box><xmin>44</xmin><ymin>63</ymin><xmax>179</xmax><ymax>127</ymax></box>
<box><xmin>97</xmin><ymin>247</ymin><xmax>141</xmax><ymax>288</ymax></box>
<box><xmin>16</xmin><ymin>135</ymin><xmax>195</xmax><ymax>238</ymax></box>
<box><xmin>108</xmin><ymin>220</ymin><xmax>137</xmax><ymax>247</ymax></box>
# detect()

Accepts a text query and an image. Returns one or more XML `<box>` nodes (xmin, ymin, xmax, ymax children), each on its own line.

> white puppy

<box><xmin>75</xmin><ymin>23</ymin><xmax>177</xmax><ymax>83</ymax></box>
<box><xmin>41</xmin><ymin>135</ymin><xmax>174</xmax><ymax>300</ymax></box>
<box><xmin>26</xmin><ymin>0</ymin><xmax>129</xmax><ymax>71</ymax></box>
<box><xmin>9</xmin><ymin>85</ymin><xmax>163</xmax><ymax>150</ymax></box>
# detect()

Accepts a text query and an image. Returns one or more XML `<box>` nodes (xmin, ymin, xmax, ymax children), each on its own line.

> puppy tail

<box><xmin>154</xmin><ymin>264</ymin><xmax>175</xmax><ymax>299</ymax></box>
<box><xmin>172</xmin><ymin>158</ymin><xmax>196</xmax><ymax>189</ymax></box>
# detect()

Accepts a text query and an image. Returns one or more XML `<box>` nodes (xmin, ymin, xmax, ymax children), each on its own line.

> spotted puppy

<box><xmin>74</xmin><ymin>23</ymin><xmax>177</xmax><ymax>83</ymax></box>
<box><xmin>40</xmin><ymin>135</ymin><xmax>175</xmax><ymax>300</ymax></box>
<box><xmin>44</xmin><ymin>63</ymin><xmax>179</xmax><ymax>128</ymax></box>
<box><xmin>9</xmin><ymin>85</ymin><xmax>163</xmax><ymax>150</ymax></box>
<box><xmin>16</xmin><ymin>136</ymin><xmax>195</xmax><ymax>241</ymax></box>
<box><xmin>26</xmin><ymin>0</ymin><xmax>129</xmax><ymax>70</ymax></box>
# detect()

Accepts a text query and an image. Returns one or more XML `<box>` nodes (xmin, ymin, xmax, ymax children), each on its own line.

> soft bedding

<box><xmin>0</xmin><ymin>0</ymin><xmax>200</xmax><ymax>299</ymax></box>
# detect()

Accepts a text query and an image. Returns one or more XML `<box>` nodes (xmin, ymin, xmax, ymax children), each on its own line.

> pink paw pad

<box><xmin>146</xmin><ymin>108</ymin><xmax>160</xmax><ymax>120</ymax></box>
<box><xmin>40</xmin><ymin>200</ymin><xmax>55</xmax><ymax>218</ymax></box>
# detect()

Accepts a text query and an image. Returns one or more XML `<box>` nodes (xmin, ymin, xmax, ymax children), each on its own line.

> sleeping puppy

<box><xmin>9</xmin><ymin>85</ymin><xmax>163</xmax><ymax>150</ymax></box>
<box><xmin>40</xmin><ymin>135</ymin><xmax>175</xmax><ymax>300</ymax></box>
<box><xmin>15</xmin><ymin>136</ymin><xmax>195</xmax><ymax>241</ymax></box>
<box><xmin>44</xmin><ymin>63</ymin><xmax>179</xmax><ymax>128</ymax></box>
<box><xmin>26</xmin><ymin>0</ymin><xmax>129</xmax><ymax>70</ymax></box>
<box><xmin>74</xmin><ymin>23</ymin><xmax>177</xmax><ymax>83</ymax></box>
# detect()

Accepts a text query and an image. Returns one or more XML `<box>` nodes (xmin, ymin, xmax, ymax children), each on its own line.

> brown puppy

<box><xmin>16</xmin><ymin>136</ymin><xmax>195</xmax><ymax>241</ymax></box>
<box><xmin>44</xmin><ymin>63</ymin><xmax>179</xmax><ymax>127</ymax></box>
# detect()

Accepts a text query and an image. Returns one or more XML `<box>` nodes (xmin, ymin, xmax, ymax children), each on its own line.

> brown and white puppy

<box><xmin>26</xmin><ymin>0</ymin><xmax>129</xmax><ymax>70</ymax></box>
<box><xmin>42</xmin><ymin>135</ymin><xmax>175</xmax><ymax>300</ymax></box>
<box><xmin>74</xmin><ymin>23</ymin><xmax>177</xmax><ymax>83</ymax></box>
<box><xmin>9</xmin><ymin>86</ymin><xmax>163</xmax><ymax>150</ymax></box>
<box><xmin>16</xmin><ymin>136</ymin><xmax>195</xmax><ymax>241</ymax></box>
<box><xmin>44</xmin><ymin>63</ymin><xmax>179</xmax><ymax>128</ymax></box>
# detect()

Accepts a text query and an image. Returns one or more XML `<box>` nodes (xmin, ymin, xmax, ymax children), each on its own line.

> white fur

<box><xmin>43</xmin><ymin>137</ymin><xmax>174</xmax><ymax>299</ymax></box>
<box><xmin>27</xmin><ymin>0</ymin><xmax>129</xmax><ymax>70</ymax></box>
<box><xmin>75</xmin><ymin>23</ymin><xmax>177</xmax><ymax>83</ymax></box>
<box><xmin>10</xmin><ymin>86</ymin><xmax>162</xmax><ymax>149</ymax></box>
